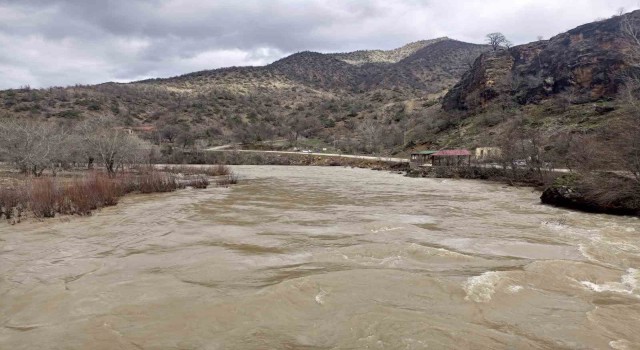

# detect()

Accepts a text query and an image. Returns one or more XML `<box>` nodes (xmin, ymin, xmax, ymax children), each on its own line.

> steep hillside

<box><xmin>443</xmin><ymin>11</ymin><xmax>640</xmax><ymax>112</ymax></box>
<box><xmin>328</xmin><ymin>38</ymin><xmax>449</xmax><ymax>65</ymax></box>
<box><xmin>404</xmin><ymin>10</ymin><xmax>640</xmax><ymax>159</ymax></box>
<box><xmin>0</xmin><ymin>38</ymin><xmax>490</xmax><ymax>154</ymax></box>
<box><xmin>270</xmin><ymin>39</ymin><xmax>488</xmax><ymax>93</ymax></box>
<box><xmin>269</xmin><ymin>51</ymin><xmax>359</xmax><ymax>90</ymax></box>
<box><xmin>371</xmin><ymin>39</ymin><xmax>486</xmax><ymax>92</ymax></box>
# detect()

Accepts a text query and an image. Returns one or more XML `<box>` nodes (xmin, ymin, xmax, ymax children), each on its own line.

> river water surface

<box><xmin>1</xmin><ymin>166</ymin><xmax>639</xmax><ymax>349</ymax></box>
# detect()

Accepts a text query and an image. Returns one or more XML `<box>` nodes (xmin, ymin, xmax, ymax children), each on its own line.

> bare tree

<box><xmin>498</xmin><ymin>116</ymin><xmax>555</xmax><ymax>183</ymax></box>
<box><xmin>79</xmin><ymin>117</ymin><xmax>148</xmax><ymax>176</ymax></box>
<box><xmin>357</xmin><ymin>119</ymin><xmax>383</xmax><ymax>154</ymax></box>
<box><xmin>621</xmin><ymin>12</ymin><xmax>640</xmax><ymax>62</ymax></box>
<box><xmin>0</xmin><ymin>121</ymin><xmax>68</xmax><ymax>176</ymax></box>
<box><xmin>486</xmin><ymin>32</ymin><xmax>510</xmax><ymax>51</ymax></box>
<box><xmin>159</xmin><ymin>124</ymin><xmax>181</xmax><ymax>143</ymax></box>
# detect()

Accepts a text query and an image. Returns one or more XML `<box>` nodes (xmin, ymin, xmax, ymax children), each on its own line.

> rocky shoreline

<box><xmin>407</xmin><ymin>167</ymin><xmax>640</xmax><ymax>217</ymax></box>
<box><xmin>405</xmin><ymin>166</ymin><xmax>547</xmax><ymax>188</ymax></box>
<box><xmin>540</xmin><ymin>173</ymin><xmax>640</xmax><ymax>216</ymax></box>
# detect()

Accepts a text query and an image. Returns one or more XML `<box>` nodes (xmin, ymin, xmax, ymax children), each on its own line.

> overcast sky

<box><xmin>0</xmin><ymin>0</ymin><xmax>638</xmax><ymax>89</ymax></box>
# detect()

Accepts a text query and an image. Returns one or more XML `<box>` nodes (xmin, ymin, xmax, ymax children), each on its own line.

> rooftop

<box><xmin>432</xmin><ymin>149</ymin><xmax>472</xmax><ymax>156</ymax></box>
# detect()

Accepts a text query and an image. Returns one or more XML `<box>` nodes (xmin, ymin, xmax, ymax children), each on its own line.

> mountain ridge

<box><xmin>328</xmin><ymin>37</ymin><xmax>451</xmax><ymax>65</ymax></box>
<box><xmin>0</xmin><ymin>36</ymin><xmax>490</xmax><ymax>155</ymax></box>
<box><xmin>5</xmin><ymin>8</ymin><xmax>638</xmax><ymax>157</ymax></box>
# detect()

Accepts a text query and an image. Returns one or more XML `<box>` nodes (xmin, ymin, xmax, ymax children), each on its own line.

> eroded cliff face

<box><xmin>443</xmin><ymin>10</ymin><xmax>640</xmax><ymax>112</ymax></box>
<box><xmin>442</xmin><ymin>49</ymin><xmax>515</xmax><ymax>111</ymax></box>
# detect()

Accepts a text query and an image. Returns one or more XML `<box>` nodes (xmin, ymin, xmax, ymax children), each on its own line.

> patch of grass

<box><xmin>216</xmin><ymin>173</ymin><xmax>239</xmax><ymax>187</ymax></box>
<box><xmin>552</xmin><ymin>173</ymin><xmax>581</xmax><ymax>187</ymax></box>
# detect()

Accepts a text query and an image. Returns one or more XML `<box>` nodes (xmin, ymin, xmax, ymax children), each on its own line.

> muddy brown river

<box><xmin>1</xmin><ymin>166</ymin><xmax>639</xmax><ymax>349</ymax></box>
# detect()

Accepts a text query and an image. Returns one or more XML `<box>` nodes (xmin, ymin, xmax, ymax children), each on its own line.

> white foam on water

<box><xmin>370</xmin><ymin>226</ymin><xmax>403</xmax><ymax>233</ymax></box>
<box><xmin>405</xmin><ymin>243</ymin><xmax>470</xmax><ymax>260</ymax></box>
<box><xmin>541</xmin><ymin>220</ymin><xmax>570</xmax><ymax>231</ymax></box>
<box><xmin>578</xmin><ymin>244</ymin><xmax>599</xmax><ymax>263</ymax></box>
<box><xmin>315</xmin><ymin>289</ymin><xmax>328</xmax><ymax>305</ymax></box>
<box><xmin>463</xmin><ymin>271</ymin><xmax>504</xmax><ymax>303</ymax></box>
<box><xmin>379</xmin><ymin>255</ymin><xmax>403</xmax><ymax>266</ymax></box>
<box><xmin>506</xmin><ymin>285</ymin><xmax>523</xmax><ymax>294</ymax></box>
<box><xmin>338</xmin><ymin>252</ymin><xmax>404</xmax><ymax>267</ymax></box>
<box><xmin>578</xmin><ymin>237</ymin><xmax>640</xmax><ymax>268</ymax></box>
<box><xmin>609</xmin><ymin>339</ymin><xmax>631</xmax><ymax>350</ymax></box>
<box><xmin>580</xmin><ymin>268</ymin><xmax>639</xmax><ymax>297</ymax></box>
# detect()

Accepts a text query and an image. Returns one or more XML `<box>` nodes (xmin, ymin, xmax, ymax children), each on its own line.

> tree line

<box><xmin>0</xmin><ymin>117</ymin><xmax>148</xmax><ymax>177</ymax></box>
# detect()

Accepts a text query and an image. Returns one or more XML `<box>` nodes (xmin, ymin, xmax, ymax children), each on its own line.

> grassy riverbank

<box><xmin>0</xmin><ymin>165</ymin><xmax>237</xmax><ymax>224</ymax></box>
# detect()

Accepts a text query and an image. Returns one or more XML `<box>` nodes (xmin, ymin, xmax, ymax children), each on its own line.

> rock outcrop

<box><xmin>443</xmin><ymin>10</ymin><xmax>640</xmax><ymax>111</ymax></box>
<box><xmin>541</xmin><ymin>173</ymin><xmax>640</xmax><ymax>216</ymax></box>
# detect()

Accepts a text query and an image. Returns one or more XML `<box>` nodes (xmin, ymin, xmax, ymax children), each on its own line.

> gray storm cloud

<box><xmin>0</xmin><ymin>0</ymin><xmax>637</xmax><ymax>88</ymax></box>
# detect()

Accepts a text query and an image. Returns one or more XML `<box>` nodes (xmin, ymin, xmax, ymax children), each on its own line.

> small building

<box><xmin>410</xmin><ymin>150</ymin><xmax>437</xmax><ymax>167</ymax></box>
<box><xmin>431</xmin><ymin>149</ymin><xmax>472</xmax><ymax>166</ymax></box>
<box><xmin>475</xmin><ymin>147</ymin><xmax>502</xmax><ymax>161</ymax></box>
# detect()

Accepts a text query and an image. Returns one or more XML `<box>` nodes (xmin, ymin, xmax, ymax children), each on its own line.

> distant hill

<box><xmin>328</xmin><ymin>38</ymin><xmax>450</xmax><ymax>65</ymax></box>
<box><xmin>0</xmin><ymin>38</ymin><xmax>490</xmax><ymax>154</ymax></box>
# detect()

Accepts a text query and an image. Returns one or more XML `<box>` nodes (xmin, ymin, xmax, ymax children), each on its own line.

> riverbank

<box><xmin>406</xmin><ymin>165</ymin><xmax>552</xmax><ymax>189</ymax></box>
<box><xmin>541</xmin><ymin>172</ymin><xmax>640</xmax><ymax>216</ymax></box>
<box><xmin>0</xmin><ymin>165</ymin><xmax>240</xmax><ymax>224</ymax></box>
<box><xmin>407</xmin><ymin>166</ymin><xmax>640</xmax><ymax>217</ymax></box>
<box><xmin>164</xmin><ymin>150</ymin><xmax>411</xmax><ymax>171</ymax></box>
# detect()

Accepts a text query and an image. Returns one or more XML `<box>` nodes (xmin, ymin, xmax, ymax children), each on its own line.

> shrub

<box><xmin>1</xmin><ymin>169</ymin><xmax>212</xmax><ymax>222</ymax></box>
<box><xmin>212</xmin><ymin>164</ymin><xmax>231</xmax><ymax>176</ymax></box>
<box><xmin>216</xmin><ymin>172</ymin><xmax>239</xmax><ymax>187</ymax></box>
<box><xmin>162</xmin><ymin>164</ymin><xmax>231</xmax><ymax>176</ymax></box>
<box><xmin>87</xmin><ymin>172</ymin><xmax>123</xmax><ymax>206</ymax></box>
<box><xmin>61</xmin><ymin>178</ymin><xmax>98</xmax><ymax>215</ymax></box>
<box><xmin>137</xmin><ymin>171</ymin><xmax>181</xmax><ymax>194</ymax></box>
<box><xmin>185</xmin><ymin>175</ymin><xmax>209</xmax><ymax>189</ymax></box>
<box><xmin>0</xmin><ymin>187</ymin><xmax>24</xmax><ymax>220</ymax></box>
<box><xmin>28</xmin><ymin>178</ymin><xmax>59</xmax><ymax>218</ymax></box>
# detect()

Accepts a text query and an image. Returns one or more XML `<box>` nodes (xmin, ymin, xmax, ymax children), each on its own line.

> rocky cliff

<box><xmin>443</xmin><ymin>10</ymin><xmax>640</xmax><ymax>111</ymax></box>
